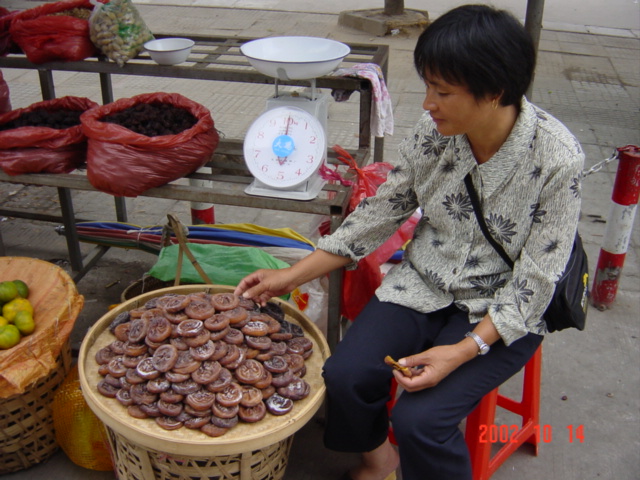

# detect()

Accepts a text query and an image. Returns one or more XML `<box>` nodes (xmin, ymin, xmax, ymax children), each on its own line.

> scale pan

<box><xmin>241</xmin><ymin>36</ymin><xmax>350</xmax><ymax>80</ymax></box>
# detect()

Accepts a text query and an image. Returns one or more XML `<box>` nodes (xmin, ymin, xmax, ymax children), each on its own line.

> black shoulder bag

<box><xmin>464</xmin><ymin>173</ymin><xmax>589</xmax><ymax>332</ymax></box>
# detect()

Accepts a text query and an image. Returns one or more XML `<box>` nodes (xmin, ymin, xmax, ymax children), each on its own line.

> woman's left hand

<box><xmin>393</xmin><ymin>344</ymin><xmax>473</xmax><ymax>392</ymax></box>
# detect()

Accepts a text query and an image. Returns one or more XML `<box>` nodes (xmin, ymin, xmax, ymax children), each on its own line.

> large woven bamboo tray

<box><xmin>78</xmin><ymin>284</ymin><xmax>329</xmax><ymax>457</ymax></box>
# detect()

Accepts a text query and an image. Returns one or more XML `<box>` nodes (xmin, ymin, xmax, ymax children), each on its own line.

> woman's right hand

<box><xmin>233</xmin><ymin>267</ymin><xmax>298</xmax><ymax>306</ymax></box>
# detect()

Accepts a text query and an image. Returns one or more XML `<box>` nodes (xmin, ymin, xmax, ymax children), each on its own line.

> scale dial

<box><xmin>243</xmin><ymin>106</ymin><xmax>326</xmax><ymax>189</ymax></box>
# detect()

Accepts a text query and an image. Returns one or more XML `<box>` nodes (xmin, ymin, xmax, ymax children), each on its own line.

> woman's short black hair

<box><xmin>414</xmin><ymin>4</ymin><xmax>536</xmax><ymax>107</ymax></box>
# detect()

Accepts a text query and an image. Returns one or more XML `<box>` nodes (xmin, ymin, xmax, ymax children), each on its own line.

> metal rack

<box><xmin>0</xmin><ymin>35</ymin><xmax>390</xmax><ymax>350</ymax></box>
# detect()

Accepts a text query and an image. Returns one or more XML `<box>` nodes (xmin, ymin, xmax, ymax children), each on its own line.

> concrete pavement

<box><xmin>0</xmin><ymin>1</ymin><xmax>638</xmax><ymax>479</ymax></box>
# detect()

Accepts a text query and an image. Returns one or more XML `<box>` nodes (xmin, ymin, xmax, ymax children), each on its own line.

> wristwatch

<box><xmin>465</xmin><ymin>332</ymin><xmax>490</xmax><ymax>355</ymax></box>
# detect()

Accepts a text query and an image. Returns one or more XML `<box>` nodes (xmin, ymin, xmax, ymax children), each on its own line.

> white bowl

<box><xmin>144</xmin><ymin>38</ymin><xmax>195</xmax><ymax>65</ymax></box>
<box><xmin>240</xmin><ymin>36</ymin><xmax>350</xmax><ymax>80</ymax></box>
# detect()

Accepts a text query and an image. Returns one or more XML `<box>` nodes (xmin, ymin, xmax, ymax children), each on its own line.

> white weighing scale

<box><xmin>240</xmin><ymin>36</ymin><xmax>350</xmax><ymax>200</ymax></box>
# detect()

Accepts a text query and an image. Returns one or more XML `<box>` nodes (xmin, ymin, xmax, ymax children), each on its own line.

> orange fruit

<box><xmin>2</xmin><ymin>298</ymin><xmax>34</xmax><ymax>323</ymax></box>
<box><xmin>14</xmin><ymin>310</ymin><xmax>35</xmax><ymax>336</ymax></box>
<box><xmin>0</xmin><ymin>324</ymin><xmax>21</xmax><ymax>349</ymax></box>
<box><xmin>0</xmin><ymin>281</ymin><xmax>18</xmax><ymax>304</ymax></box>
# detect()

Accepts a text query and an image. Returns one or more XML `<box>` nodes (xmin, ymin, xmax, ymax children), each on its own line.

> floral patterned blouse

<box><xmin>317</xmin><ymin>98</ymin><xmax>584</xmax><ymax>345</ymax></box>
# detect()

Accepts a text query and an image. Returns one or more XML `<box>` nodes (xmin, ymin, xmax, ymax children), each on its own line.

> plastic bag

<box><xmin>9</xmin><ymin>0</ymin><xmax>96</xmax><ymax>64</ymax></box>
<box><xmin>148</xmin><ymin>243</ymin><xmax>290</xmax><ymax>291</ymax></box>
<box><xmin>330</xmin><ymin>145</ymin><xmax>419</xmax><ymax>321</ymax></box>
<box><xmin>0</xmin><ymin>7</ymin><xmax>19</xmax><ymax>57</ymax></box>
<box><xmin>53</xmin><ymin>365</ymin><xmax>113</xmax><ymax>471</ymax></box>
<box><xmin>0</xmin><ymin>96</ymin><xmax>99</xmax><ymax>175</ymax></box>
<box><xmin>0</xmin><ymin>70</ymin><xmax>10</xmax><ymax>114</ymax></box>
<box><xmin>89</xmin><ymin>0</ymin><xmax>154</xmax><ymax>67</ymax></box>
<box><xmin>81</xmin><ymin>92</ymin><xmax>219</xmax><ymax>197</ymax></box>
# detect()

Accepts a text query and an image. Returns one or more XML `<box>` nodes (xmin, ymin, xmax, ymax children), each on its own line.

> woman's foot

<box><xmin>347</xmin><ymin>439</ymin><xmax>400</xmax><ymax>480</ymax></box>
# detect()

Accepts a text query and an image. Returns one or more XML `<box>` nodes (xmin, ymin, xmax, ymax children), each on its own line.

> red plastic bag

<box><xmin>9</xmin><ymin>0</ymin><xmax>96</xmax><ymax>64</ymax></box>
<box><xmin>0</xmin><ymin>96</ymin><xmax>99</xmax><ymax>175</ymax></box>
<box><xmin>81</xmin><ymin>92</ymin><xmax>220</xmax><ymax>197</ymax></box>
<box><xmin>0</xmin><ymin>7</ymin><xmax>19</xmax><ymax>57</ymax></box>
<box><xmin>330</xmin><ymin>145</ymin><xmax>419</xmax><ymax>321</ymax></box>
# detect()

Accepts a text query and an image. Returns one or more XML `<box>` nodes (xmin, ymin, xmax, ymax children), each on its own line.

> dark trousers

<box><xmin>322</xmin><ymin>296</ymin><xmax>542</xmax><ymax>480</ymax></box>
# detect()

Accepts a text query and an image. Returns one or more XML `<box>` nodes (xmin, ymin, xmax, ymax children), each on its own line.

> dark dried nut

<box><xmin>192</xmin><ymin>360</ymin><xmax>222</xmax><ymax>385</ymax></box>
<box><xmin>204</xmin><ymin>314</ymin><xmax>230</xmax><ymax>332</ymax></box>
<box><xmin>136</xmin><ymin>357</ymin><xmax>160</xmax><ymax>380</ymax></box>
<box><xmin>170</xmin><ymin>336</ymin><xmax>189</xmax><ymax>351</ymax></box>
<box><xmin>288</xmin><ymin>336</ymin><xmax>313</xmax><ymax>352</ymax></box>
<box><xmin>255</xmin><ymin>350</ymin><xmax>274</xmax><ymax>362</ymax></box>
<box><xmin>260</xmin><ymin>302</ymin><xmax>285</xmax><ymax>322</ymax></box>
<box><xmin>245</xmin><ymin>348</ymin><xmax>260</xmax><ymax>359</ymax></box>
<box><xmin>109</xmin><ymin>340</ymin><xmax>126</xmax><ymax>355</ymax></box>
<box><xmin>185</xmin><ymin>298</ymin><xmax>215</xmax><ymax>320</ymax></box>
<box><xmin>287</xmin><ymin>353</ymin><xmax>305</xmax><ymax>374</ymax></box>
<box><xmin>109</xmin><ymin>311</ymin><xmax>130</xmax><ymax>333</ymax></box>
<box><xmin>238</xmin><ymin>296</ymin><xmax>259</xmax><ymax>311</ymax></box>
<box><xmin>240</xmin><ymin>386</ymin><xmax>263</xmax><ymax>407</ymax></box>
<box><xmin>165</xmin><ymin>311</ymin><xmax>189</xmax><ymax>325</ymax></box>
<box><xmin>128</xmin><ymin>405</ymin><xmax>149</xmax><ymax>419</ymax></box>
<box><xmin>176</xmin><ymin>319</ymin><xmax>205</xmax><ymax>338</ymax></box>
<box><xmin>160</xmin><ymin>294</ymin><xmax>190</xmax><ymax>313</ymax></box>
<box><xmin>206</xmin><ymin>368</ymin><xmax>233</xmax><ymax>393</ymax></box>
<box><xmin>218</xmin><ymin>344</ymin><xmax>241</xmax><ymax>367</ymax></box>
<box><xmin>147</xmin><ymin>315</ymin><xmax>172</xmax><ymax>343</ymax></box>
<box><xmin>107</xmin><ymin>356</ymin><xmax>128</xmax><ymax>378</ymax></box>
<box><xmin>200</xmin><ymin>423</ymin><xmax>229</xmax><ymax>437</ymax></box>
<box><xmin>124</xmin><ymin>341</ymin><xmax>148</xmax><ymax>357</ymax></box>
<box><xmin>298</xmin><ymin>365</ymin><xmax>307</xmax><ymax>378</ymax></box>
<box><xmin>128</xmin><ymin>317</ymin><xmax>150</xmax><ymax>343</ymax></box>
<box><xmin>253</xmin><ymin>369</ymin><xmax>273</xmax><ymax>390</ymax></box>
<box><xmin>261</xmin><ymin>385</ymin><xmax>276</xmax><ymax>399</ymax></box>
<box><xmin>223</xmin><ymin>348</ymin><xmax>246</xmax><ymax>370</ymax></box>
<box><xmin>158</xmin><ymin>399</ymin><xmax>183</xmax><ymax>417</ymax></box>
<box><xmin>185</xmin><ymin>404</ymin><xmax>212</xmax><ymax>417</ymax></box>
<box><xmin>130</xmin><ymin>383</ymin><xmax>158</xmax><ymax>405</ymax></box>
<box><xmin>212</xmin><ymin>401</ymin><xmax>239</xmax><ymax>419</ymax></box>
<box><xmin>250</xmin><ymin>313</ymin><xmax>281</xmax><ymax>334</ymax></box>
<box><xmin>209</xmin><ymin>341</ymin><xmax>229</xmax><ymax>361</ymax></box>
<box><xmin>270</xmin><ymin>330</ymin><xmax>293</xmax><ymax>341</ymax></box>
<box><xmin>223</xmin><ymin>328</ymin><xmax>244</xmax><ymax>345</ymax></box>
<box><xmin>104</xmin><ymin>374</ymin><xmax>122</xmax><ymax>388</ymax></box>
<box><xmin>159</xmin><ymin>390</ymin><xmax>184</xmax><ymax>404</ymax></box>
<box><xmin>116</xmin><ymin>387</ymin><xmax>133</xmax><ymax>406</ymax></box>
<box><xmin>265</xmin><ymin>393</ymin><xmax>293</xmax><ymax>416</ymax></box>
<box><xmin>184</xmin><ymin>414</ymin><xmax>211</xmax><ymax>429</ymax></box>
<box><xmin>241</xmin><ymin>321</ymin><xmax>269</xmax><ymax>337</ymax></box>
<box><xmin>235</xmin><ymin>359</ymin><xmax>265</xmax><ymax>385</ymax></box>
<box><xmin>216</xmin><ymin>382</ymin><xmax>243</xmax><ymax>407</ymax></box>
<box><xmin>171</xmin><ymin>379</ymin><xmax>200</xmax><ymax>396</ymax></box>
<box><xmin>98</xmin><ymin>364</ymin><xmax>110</xmax><ymax>376</ymax></box>
<box><xmin>144</xmin><ymin>297</ymin><xmax>161</xmax><ymax>310</ymax></box>
<box><xmin>302</xmin><ymin>349</ymin><xmax>313</xmax><ymax>360</ymax></box>
<box><xmin>183</xmin><ymin>328</ymin><xmax>211</xmax><ymax>348</ymax></box>
<box><xmin>114</xmin><ymin>322</ymin><xmax>131</xmax><ymax>342</ymax></box>
<box><xmin>156</xmin><ymin>416</ymin><xmax>183</xmax><ymax>430</ymax></box>
<box><xmin>239</xmin><ymin>402</ymin><xmax>267</xmax><ymax>423</ymax></box>
<box><xmin>210</xmin><ymin>293</ymin><xmax>240</xmax><ymax>312</ymax></box>
<box><xmin>152</xmin><ymin>344</ymin><xmax>179</xmax><ymax>372</ymax></box>
<box><xmin>147</xmin><ymin>376</ymin><xmax>171</xmax><ymax>394</ymax></box>
<box><xmin>165</xmin><ymin>371</ymin><xmax>190</xmax><ymax>383</ymax></box>
<box><xmin>97</xmin><ymin>380</ymin><xmax>119</xmax><ymax>398</ymax></box>
<box><xmin>128</xmin><ymin>307</ymin><xmax>146</xmax><ymax>319</ymax></box>
<box><xmin>190</xmin><ymin>340</ymin><xmax>215</xmax><ymax>361</ymax></box>
<box><xmin>119</xmin><ymin>377</ymin><xmax>132</xmax><ymax>390</ymax></box>
<box><xmin>263</xmin><ymin>355</ymin><xmax>289</xmax><ymax>374</ymax></box>
<box><xmin>172</xmin><ymin>351</ymin><xmax>201</xmax><ymax>375</ymax></box>
<box><xmin>271</xmin><ymin>369</ymin><xmax>293</xmax><ymax>388</ymax></box>
<box><xmin>138</xmin><ymin>402</ymin><xmax>161</xmax><ymax>417</ymax></box>
<box><xmin>186</xmin><ymin>390</ymin><xmax>216</xmax><ymax>411</ymax></box>
<box><xmin>125</xmin><ymin>367</ymin><xmax>146</xmax><ymax>385</ymax></box>
<box><xmin>286</xmin><ymin>340</ymin><xmax>306</xmax><ymax>356</ymax></box>
<box><xmin>210</xmin><ymin>325</ymin><xmax>231</xmax><ymax>342</ymax></box>
<box><xmin>95</xmin><ymin>346</ymin><xmax>116</xmax><ymax>365</ymax></box>
<box><xmin>210</xmin><ymin>414</ymin><xmax>238</xmax><ymax>429</ymax></box>
<box><xmin>278</xmin><ymin>377</ymin><xmax>310</xmax><ymax>400</ymax></box>
<box><xmin>141</xmin><ymin>307</ymin><xmax>165</xmax><ymax>322</ymax></box>
<box><xmin>123</xmin><ymin>353</ymin><xmax>144</xmax><ymax>368</ymax></box>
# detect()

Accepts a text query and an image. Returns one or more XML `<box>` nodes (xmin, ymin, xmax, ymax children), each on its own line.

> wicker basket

<box><xmin>106</xmin><ymin>427</ymin><xmax>293</xmax><ymax>480</ymax></box>
<box><xmin>0</xmin><ymin>341</ymin><xmax>72</xmax><ymax>474</ymax></box>
<box><xmin>79</xmin><ymin>285</ymin><xmax>329</xmax><ymax>480</ymax></box>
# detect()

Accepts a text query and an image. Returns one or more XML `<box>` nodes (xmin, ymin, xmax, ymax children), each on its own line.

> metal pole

<box><xmin>524</xmin><ymin>0</ymin><xmax>545</xmax><ymax>100</ymax></box>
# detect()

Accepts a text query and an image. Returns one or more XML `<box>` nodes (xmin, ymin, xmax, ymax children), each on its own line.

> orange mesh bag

<box><xmin>53</xmin><ymin>365</ymin><xmax>113</xmax><ymax>471</ymax></box>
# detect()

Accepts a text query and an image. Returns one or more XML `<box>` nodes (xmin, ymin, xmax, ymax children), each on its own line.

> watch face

<box><xmin>243</xmin><ymin>106</ymin><xmax>326</xmax><ymax>189</ymax></box>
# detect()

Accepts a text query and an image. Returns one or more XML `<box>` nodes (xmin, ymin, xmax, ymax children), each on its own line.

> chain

<box><xmin>582</xmin><ymin>148</ymin><xmax>619</xmax><ymax>178</ymax></box>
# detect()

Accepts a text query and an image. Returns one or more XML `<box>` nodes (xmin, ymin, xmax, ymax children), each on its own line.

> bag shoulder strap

<box><xmin>463</xmin><ymin>173</ymin><xmax>515</xmax><ymax>269</ymax></box>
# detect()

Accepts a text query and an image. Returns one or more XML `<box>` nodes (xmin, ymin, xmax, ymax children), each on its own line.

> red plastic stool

<box><xmin>388</xmin><ymin>345</ymin><xmax>542</xmax><ymax>480</ymax></box>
